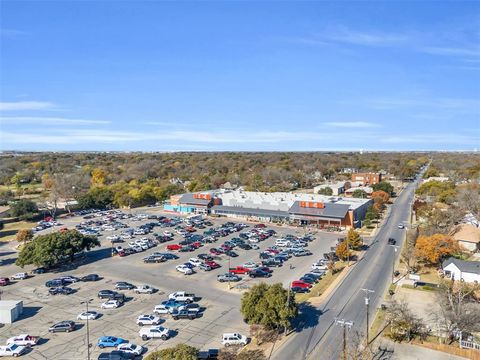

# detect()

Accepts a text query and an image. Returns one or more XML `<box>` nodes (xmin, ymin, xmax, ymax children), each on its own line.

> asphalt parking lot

<box><xmin>0</xmin><ymin>207</ymin><xmax>339</xmax><ymax>359</ymax></box>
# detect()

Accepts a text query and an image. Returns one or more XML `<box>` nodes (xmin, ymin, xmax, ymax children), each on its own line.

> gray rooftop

<box><xmin>211</xmin><ymin>205</ymin><xmax>289</xmax><ymax>218</ymax></box>
<box><xmin>179</xmin><ymin>193</ymin><xmax>211</xmax><ymax>206</ymax></box>
<box><xmin>442</xmin><ymin>258</ymin><xmax>480</xmax><ymax>275</ymax></box>
<box><xmin>288</xmin><ymin>201</ymin><xmax>350</xmax><ymax>219</ymax></box>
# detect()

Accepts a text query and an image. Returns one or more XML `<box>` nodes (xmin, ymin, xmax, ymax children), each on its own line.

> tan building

<box><xmin>452</xmin><ymin>224</ymin><xmax>480</xmax><ymax>252</ymax></box>
<box><xmin>351</xmin><ymin>172</ymin><xmax>382</xmax><ymax>185</ymax></box>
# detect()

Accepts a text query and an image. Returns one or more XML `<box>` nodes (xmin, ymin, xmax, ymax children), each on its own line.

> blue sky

<box><xmin>0</xmin><ymin>1</ymin><xmax>479</xmax><ymax>151</ymax></box>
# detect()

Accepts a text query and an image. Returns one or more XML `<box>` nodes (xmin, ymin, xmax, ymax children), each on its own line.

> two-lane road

<box><xmin>274</xmin><ymin>178</ymin><xmax>419</xmax><ymax>360</ymax></box>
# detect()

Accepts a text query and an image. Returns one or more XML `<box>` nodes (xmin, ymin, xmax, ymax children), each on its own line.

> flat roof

<box><xmin>211</xmin><ymin>205</ymin><xmax>289</xmax><ymax>218</ymax></box>
<box><xmin>179</xmin><ymin>193</ymin><xmax>211</xmax><ymax>206</ymax></box>
<box><xmin>288</xmin><ymin>202</ymin><xmax>350</xmax><ymax>219</ymax></box>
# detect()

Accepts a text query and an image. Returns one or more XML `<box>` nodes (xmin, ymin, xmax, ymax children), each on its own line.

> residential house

<box><xmin>452</xmin><ymin>224</ymin><xmax>480</xmax><ymax>252</ymax></box>
<box><xmin>442</xmin><ymin>258</ymin><xmax>480</xmax><ymax>283</ymax></box>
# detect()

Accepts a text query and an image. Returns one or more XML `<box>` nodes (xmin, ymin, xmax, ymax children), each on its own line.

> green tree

<box><xmin>317</xmin><ymin>187</ymin><xmax>333</xmax><ymax>196</ymax></box>
<box><xmin>16</xmin><ymin>230</ymin><xmax>100</xmax><ymax>268</ymax></box>
<box><xmin>346</xmin><ymin>228</ymin><xmax>362</xmax><ymax>249</ymax></box>
<box><xmin>76</xmin><ymin>186</ymin><xmax>114</xmax><ymax>209</ymax></box>
<box><xmin>10</xmin><ymin>199</ymin><xmax>38</xmax><ymax>219</ymax></box>
<box><xmin>371</xmin><ymin>181</ymin><xmax>394</xmax><ymax>196</ymax></box>
<box><xmin>352</xmin><ymin>189</ymin><xmax>367</xmax><ymax>198</ymax></box>
<box><xmin>0</xmin><ymin>189</ymin><xmax>14</xmax><ymax>205</ymax></box>
<box><xmin>240</xmin><ymin>283</ymin><xmax>297</xmax><ymax>330</ymax></box>
<box><xmin>144</xmin><ymin>344</ymin><xmax>198</xmax><ymax>360</ymax></box>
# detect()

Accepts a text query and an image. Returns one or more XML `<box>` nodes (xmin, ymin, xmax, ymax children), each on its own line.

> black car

<box><xmin>225</xmin><ymin>250</ymin><xmax>238</xmax><ymax>257</ymax></box>
<box><xmin>49</xmin><ymin>320</ymin><xmax>76</xmax><ymax>333</ymax></box>
<box><xmin>179</xmin><ymin>245</ymin><xmax>195</xmax><ymax>252</ymax></box>
<box><xmin>114</xmin><ymin>282</ymin><xmax>136</xmax><ymax>290</ymax></box>
<box><xmin>291</xmin><ymin>286</ymin><xmax>309</xmax><ymax>293</ymax></box>
<box><xmin>249</xmin><ymin>269</ymin><xmax>271</xmax><ymax>278</ymax></box>
<box><xmin>198</xmin><ymin>253</ymin><xmax>214</xmax><ymax>261</ymax></box>
<box><xmin>98</xmin><ymin>290</ymin><xmax>125</xmax><ymax>302</ymax></box>
<box><xmin>97</xmin><ymin>351</ymin><xmax>134</xmax><ymax>360</ymax></box>
<box><xmin>81</xmin><ymin>274</ymin><xmax>100</xmax><ymax>282</ymax></box>
<box><xmin>49</xmin><ymin>286</ymin><xmax>75</xmax><ymax>295</ymax></box>
<box><xmin>171</xmin><ymin>309</ymin><xmax>198</xmax><ymax>320</ymax></box>
<box><xmin>299</xmin><ymin>276</ymin><xmax>316</xmax><ymax>284</ymax></box>
<box><xmin>143</xmin><ymin>256</ymin><xmax>165</xmax><ymax>263</ymax></box>
<box><xmin>237</xmin><ymin>243</ymin><xmax>252</xmax><ymax>250</ymax></box>
<box><xmin>388</xmin><ymin>238</ymin><xmax>396</xmax><ymax>245</ymax></box>
<box><xmin>259</xmin><ymin>252</ymin><xmax>272</xmax><ymax>260</ymax></box>
<box><xmin>32</xmin><ymin>267</ymin><xmax>48</xmax><ymax>274</ymax></box>
<box><xmin>262</xmin><ymin>259</ymin><xmax>282</xmax><ymax>267</ymax></box>
<box><xmin>45</xmin><ymin>279</ymin><xmax>65</xmax><ymax>288</ymax></box>
<box><xmin>197</xmin><ymin>349</ymin><xmax>219</xmax><ymax>359</ymax></box>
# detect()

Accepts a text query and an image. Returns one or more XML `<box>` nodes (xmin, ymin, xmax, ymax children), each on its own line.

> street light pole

<box><xmin>335</xmin><ymin>318</ymin><xmax>353</xmax><ymax>360</ymax></box>
<box><xmin>228</xmin><ymin>253</ymin><xmax>231</xmax><ymax>290</ymax></box>
<box><xmin>361</xmin><ymin>288</ymin><xmax>374</xmax><ymax>344</ymax></box>
<box><xmin>389</xmin><ymin>245</ymin><xmax>399</xmax><ymax>283</ymax></box>
<box><xmin>81</xmin><ymin>299</ymin><xmax>93</xmax><ymax>360</ymax></box>
<box><xmin>285</xmin><ymin>282</ymin><xmax>291</xmax><ymax>336</ymax></box>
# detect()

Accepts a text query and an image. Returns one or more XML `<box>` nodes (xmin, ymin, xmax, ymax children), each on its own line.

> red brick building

<box><xmin>351</xmin><ymin>172</ymin><xmax>382</xmax><ymax>185</ymax></box>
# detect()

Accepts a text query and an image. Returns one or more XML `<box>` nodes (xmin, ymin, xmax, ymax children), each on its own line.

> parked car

<box><xmin>291</xmin><ymin>286</ymin><xmax>309</xmax><ymax>293</ymax></box>
<box><xmin>291</xmin><ymin>280</ymin><xmax>312</xmax><ymax>289</ymax></box>
<box><xmin>10</xmin><ymin>272</ymin><xmax>28</xmax><ymax>281</ymax></box>
<box><xmin>139</xmin><ymin>326</ymin><xmax>170</xmax><ymax>341</ymax></box>
<box><xmin>0</xmin><ymin>277</ymin><xmax>10</xmax><ymax>286</ymax></box>
<box><xmin>135</xmin><ymin>284</ymin><xmax>156</xmax><ymax>294</ymax></box>
<box><xmin>0</xmin><ymin>344</ymin><xmax>27</xmax><ymax>357</ymax></box>
<box><xmin>48</xmin><ymin>321</ymin><xmax>76</xmax><ymax>333</ymax></box>
<box><xmin>249</xmin><ymin>269</ymin><xmax>271</xmax><ymax>278</ymax></box>
<box><xmin>49</xmin><ymin>286</ymin><xmax>75</xmax><ymax>295</ymax></box>
<box><xmin>293</xmin><ymin>249</ymin><xmax>312</xmax><ymax>257</ymax></box>
<box><xmin>77</xmin><ymin>311</ymin><xmax>100</xmax><ymax>320</ymax></box>
<box><xmin>197</xmin><ymin>349</ymin><xmax>219</xmax><ymax>359</ymax></box>
<box><xmin>171</xmin><ymin>309</ymin><xmax>197</xmax><ymax>320</ymax></box>
<box><xmin>116</xmin><ymin>343</ymin><xmax>144</xmax><ymax>356</ymax></box>
<box><xmin>97</xmin><ymin>336</ymin><xmax>127</xmax><ymax>349</ymax></box>
<box><xmin>81</xmin><ymin>274</ymin><xmax>100</xmax><ymax>282</ymax></box>
<box><xmin>114</xmin><ymin>282</ymin><xmax>136</xmax><ymax>290</ymax></box>
<box><xmin>217</xmin><ymin>273</ymin><xmax>241</xmax><ymax>282</ymax></box>
<box><xmin>6</xmin><ymin>334</ymin><xmax>38</xmax><ymax>347</ymax></box>
<box><xmin>136</xmin><ymin>314</ymin><xmax>161</xmax><ymax>326</ymax></box>
<box><xmin>97</xmin><ymin>351</ymin><xmax>134</xmax><ymax>360</ymax></box>
<box><xmin>228</xmin><ymin>266</ymin><xmax>250</xmax><ymax>275</ymax></box>
<box><xmin>176</xmin><ymin>265</ymin><xmax>194</xmax><ymax>275</ymax></box>
<box><xmin>101</xmin><ymin>300</ymin><xmax>121</xmax><ymax>309</ymax></box>
<box><xmin>221</xmin><ymin>333</ymin><xmax>249</xmax><ymax>347</ymax></box>
<box><xmin>97</xmin><ymin>290</ymin><xmax>125</xmax><ymax>302</ymax></box>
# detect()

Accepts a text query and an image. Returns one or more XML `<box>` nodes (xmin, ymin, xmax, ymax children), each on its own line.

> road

<box><xmin>274</xmin><ymin>177</ymin><xmax>420</xmax><ymax>360</ymax></box>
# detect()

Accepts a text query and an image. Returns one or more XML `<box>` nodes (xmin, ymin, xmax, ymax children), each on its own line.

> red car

<box><xmin>185</xmin><ymin>227</ymin><xmax>196</xmax><ymax>233</ymax></box>
<box><xmin>0</xmin><ymin>277</ymin><xmax>10</xmax><ymax>286</ymax></box>
<box><xmin>220</xmin><ymin>244</ymin><xmax>233</xmax><ymax>251</ymax></box>
<box><xmin>167</xmin><ymin>244</ymin><xmax>182</xmax><ymax>251</ymax></box>
<box><xmin>254</xmin><ymin>224</ymin><xmax>266</xmax><ymax>228</ymax></box>
<box><xmin>229</xmin><ymin>266</ymin><xmax>251</xmax><ymax>275</ymax></box>
<box><xmin>291</xmin><ymin>280</ymin><xmax>312</xmax><ymax>289</ymax></box>
<box><xmin>118</xmin><ymin>251</ymin><xmax>126</xmax><ymax>257</ymax></box>
<box><xmin>265</xmin><ymin>248</ymin><xmax>279</xmax><ymax>254</ymax></box>
<box><xmin>210</xmin><ymin>248</ymin><xmax>222</xmax><ymax>255</ymax></box>
<box><xmin>204</xmin><ymin>260</ymin><xmax>220</xmax><ymax>269</ymax></box>
<box><xmin>192</xmin><ymin>241</ymin><xmax>202</xmax><ymax>249</ymax></box>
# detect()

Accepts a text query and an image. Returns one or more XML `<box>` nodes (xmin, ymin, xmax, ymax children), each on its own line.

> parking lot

<box><xmin>0</xmin><ymin>207</ymin><xmax>339</xmax><ymax>359</ymax></box>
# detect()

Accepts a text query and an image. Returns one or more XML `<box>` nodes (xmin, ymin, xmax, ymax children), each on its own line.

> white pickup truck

<box><xmin>168</xmin><ymin>291</ymin><xmax>195</xmax><ymax>303</ymax></box>
<box><xmin>7</xmin><ymin>334</ymin><xmax>38</xmax><ymax>347</ymax></box>
<box><xmin>0</xmin><ymin>343</ymin><xmax>27</xmax><ymax>357</ymax></box>
<box><xmin>139</xmin><ymin>326</ymin><xmax>170</xmax><ymax>341</ymax></box>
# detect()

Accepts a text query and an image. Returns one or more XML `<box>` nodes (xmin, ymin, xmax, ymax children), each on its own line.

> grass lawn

<box><xmin>0</xmin><ymin>219</ymin><xmax>36</xmax><ymax>242</ymax></box>
<box><xmin>369</xmin><ymin>308</ymin><xmax>387</xmax><ymax>342</ymax></box>
<box><xmin>295</xmin><ymin>262</ymin><xmax>347</xmax><ymax>303</ymax></box>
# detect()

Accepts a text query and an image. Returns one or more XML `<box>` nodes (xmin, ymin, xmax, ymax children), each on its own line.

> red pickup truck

<box><xmin>229</xmin><ymin>266</ymin><xmax>251</xmax><ymax>275</ymax></box>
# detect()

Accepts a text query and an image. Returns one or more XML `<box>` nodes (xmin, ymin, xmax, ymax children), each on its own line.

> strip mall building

<box><xmin>164</xmin><ymin>189</ymin><xmax>372</xmax><ymax>229</ymax></box>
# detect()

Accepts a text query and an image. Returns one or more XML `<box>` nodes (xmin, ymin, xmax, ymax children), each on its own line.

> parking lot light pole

<box><xmin>361</xmin><ymin>288</ymin><xmax>374</xmax><ymax>344</ymax></box>
<box><xmin>335</xmin><ymin>318</ymin><xmax>353</xmax><ymax>360</ymax></box>
<box><xmin>388</xmin><ymin>245</ymin><xmax>399</xmax><ymax>283</ymax></box>
<box><xmin>81</xmin><ymin>299</ymin><xmax>93</xmax><ymax>360</ymax></box>
<box><xmin>228</xmin><ymin>254</ymin><xmax>231</xmax><ymax>290</ymax></box>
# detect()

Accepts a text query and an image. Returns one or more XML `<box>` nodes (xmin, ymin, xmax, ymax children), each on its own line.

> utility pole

<box><xmin>285</xmin><ymin>282</ymin><xmax>291</xmax><ymax>336</ymax></box>
<box><xmin>228</xmin><ymin>253</ymin><xmax>231</xmax><ymax>290</ymax></box>
<box><xmin>388</xmin><ymin>244</ymin><xmax>399</xmax><ymax>283</ymax></box>
<box><xmin>361</xmin><ymin>288</ymin><xmax>374</xmax><ymax>344</ymax></box>
<box><xmin>335</xmin><ymin>318</ymin><xmax>353</xmax><ymax>360</ymax></box>
<box><xmin>80</xmin><ymin>299</ymin><xmax>93</xmax><ymax>360</ymax></box>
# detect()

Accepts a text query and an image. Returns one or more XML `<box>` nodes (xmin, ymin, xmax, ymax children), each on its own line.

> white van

<box><xmin>221</xmin><ymin>333</ymin><xmax>248</xmax><ymax>347</ymax></box>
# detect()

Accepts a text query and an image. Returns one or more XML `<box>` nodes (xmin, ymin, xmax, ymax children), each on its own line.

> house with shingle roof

<box><xmin>442</xmin><ymin>258</ymin><xmax>480</xmax><ymax>283</ymax></box>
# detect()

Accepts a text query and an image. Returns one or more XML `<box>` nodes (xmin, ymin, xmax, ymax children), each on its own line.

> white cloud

<box><xmin>0</xmin><ymin>101</ymin><xmax>56</xmax><ymax>111</ymax></box>
<box><xmin>420</xmin><ymin>46</ymin><xmax>480</xmax><ymax>58</ymax></box>
<box><xmin>0</xmin><ymin>116</ymin><xmax>110</xmax><ymax>125</ymax></box>
<box><xmin>321</xmin><ymin>26</ymin><xmax>408</xmax><ymax>46</ymax></box>
<box><xmin>324</xmin><ymin>121</ymin><xmax>379</xmax><ymax>128</ymax></box>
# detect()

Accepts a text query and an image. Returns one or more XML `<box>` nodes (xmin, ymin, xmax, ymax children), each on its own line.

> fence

<box><xmin>461</xmin><ymin>340</ymin><xmax>480</xmax><ymax>350</ymax></box>
<box><xmin>413</xmin><ymin>340</ymin><xmax>480</xmax><ymax>360</ymax></box>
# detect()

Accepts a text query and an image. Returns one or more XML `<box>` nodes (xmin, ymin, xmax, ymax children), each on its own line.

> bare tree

<box><xmin>385</xmin><ymin>300</ymin><xmax>426</xmax><ymax>342</ymax></box>
<box><xmin>401</xmin><ymin>228</ymin><xmax>419</xmax><ymax>272</ymax></box>
<box><xmin>433</xmin><ymin>280</ymin><xmax>480</xmax><ymax>343</ymax></box>
<box><xmin>456</xmin><ymin>184</ymin><xmax>480</xmax><ymax>218</ymax></box>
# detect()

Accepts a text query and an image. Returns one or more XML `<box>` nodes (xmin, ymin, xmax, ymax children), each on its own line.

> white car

<box><xmin>188</xmin><ymin>258</ymin><xmax>202</xmax><ymax>267</ymax></box>
<box><xmin>398</xmin><ymin>224</ymin><xmax>405</xmax><ymax>229</ymax></box>
<box><xmin>311</xmin><ymin>262</ymin><xmax>328</xmax><ymax>270</ymax></box>
<box><xmin>139</xmin><ymin>326</ymin><xmax>170</xmax><ymax>341</ymax></box>
<box><xmin>11</xmin><ymin>272</ymin><xmax>28</xmax><ymax>280</ymax></box>
<box><xmin>128</xmin><ymin>242</ymin><xmax>137</xmax><ymax>248</ymax></box>
<box><xmin>136</xmin><ymin>314</ymin><xmax>161</xmax><ymax>326</ymax></box>
<box><xmin>115</xmin><ymin>246</ymin><xmax>124</xmax><ymax>253</ymax></box>
<box><xmin>116</xmin><ymin>343</ymin><xmax>144</xmax><ymax>356</ymax></box>
<box><xmin>153</xmin><ymin>304</ymin><xmax>171</xmax><ymax>315</ymax></box>
<box><xmin>101</xmin><ymin>300</ymin><xmax>120</xmax><ymax>309</ymax></box>
<box><xmin>107</xmin><ymin>235</ymin><xmax>121</xmax><ymax>241</ymax></box>
<box><xmin>6</xmin><ymin>334</ymin><xmax>38</xmax><ymax>347</ymax></box>
<box><xmin>221</xmin><ymin>332</ymin><xmax>249</xmax><ymax>346</ymax></box>
<box><xmin>176</xmin><ymin>265</ymin><xmax>193</xmax><ymax>275</ymax></box>
<box><xmin>164</xmin><ymin>231</ymin><xmax>173</xmax><ymax>237</ymax></box>
<box><xmin>135</xmin><ymin>285</ymin><xmax>156</xmax><ymax>294</ymax></box>
<box><xmin>275</xmin><ymin>239</ymin><xmax>291</xmax><ymax>247</ymax></box>
<box><xmin>0</xmin><ymin>344</ymin><xmax>27</xmax><ymax>357</ymax></box>
<box><xmin>242</xmin><ymin>261</ymin><xmax>258</xmax><ymax>269</ymax></box>
<box><xmin>77</xmin><ymin>311</ymin><xmax>100</xmax><ymax>320</ymax></box>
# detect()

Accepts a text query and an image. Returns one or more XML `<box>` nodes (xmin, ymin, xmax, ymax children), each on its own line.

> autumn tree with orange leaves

<box><xmin>372</xmin><ymin>190</ymin><xmax>390</xmax><ymax>212</ymax></box>
<box><xmin>414</xmin><ymin>234</ymin><xmax>462</xmax><ymax>266</ymax></box>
